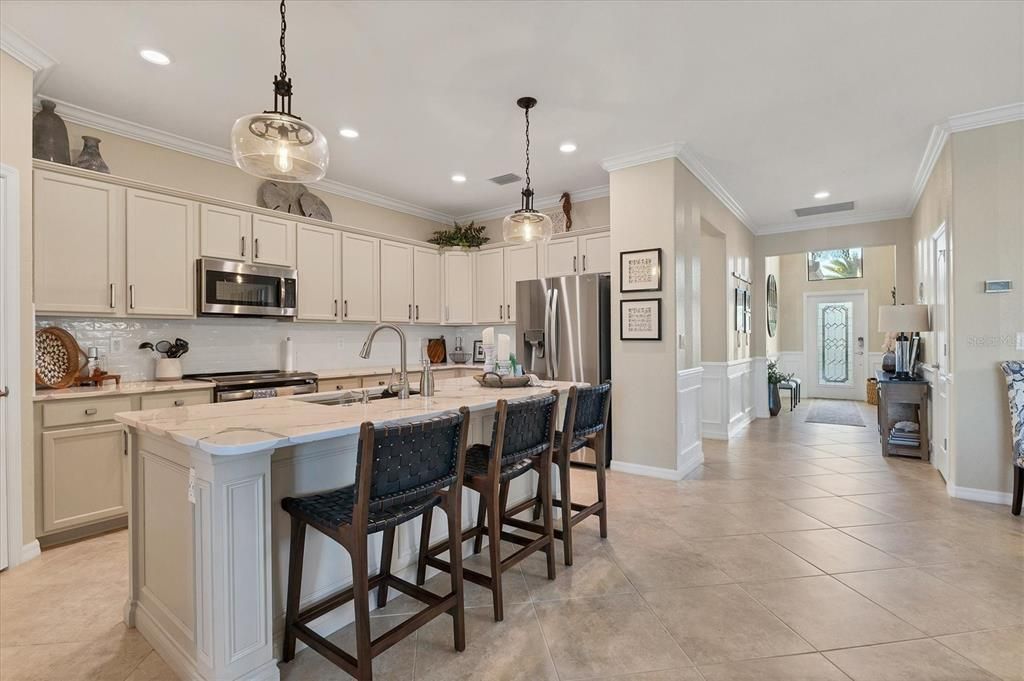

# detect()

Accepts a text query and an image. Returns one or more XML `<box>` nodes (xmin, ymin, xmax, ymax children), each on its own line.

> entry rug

<box><xmin>805</xmin><ymin>400</ymin><xmax>865</xmax><ymax>427</ymax></box>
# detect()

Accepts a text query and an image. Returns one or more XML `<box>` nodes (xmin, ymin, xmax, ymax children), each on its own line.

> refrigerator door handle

<box><xmin>548</xmin><ymin>287</ymin><xmax>560</xmax><ymax>378</ymax></box>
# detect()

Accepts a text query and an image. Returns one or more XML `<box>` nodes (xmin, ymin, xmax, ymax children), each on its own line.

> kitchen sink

<box><xmin>295</xmin><ymin>386</ymin><xmax>420</xmax><ymax>407</ymax></box>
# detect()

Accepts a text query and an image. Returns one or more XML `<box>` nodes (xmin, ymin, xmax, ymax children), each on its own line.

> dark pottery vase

<box><xmin>73</xmin><ymin>136</ymin><xmax>110</xmax><ymax>174</ymax></box>
<box><xmin>32</xmin><ymin>100</ymin><xmax>71</xmax><ymax>164</ymax></box>
<box><xmin>882</xmin><ymin>352</ymin><xmax>896</xmax><ymax>373</ymax></box>
<box><xmin>768</xmin><ymin>383</ymin><xmax>782</xmax><ymax>417</ymax></box>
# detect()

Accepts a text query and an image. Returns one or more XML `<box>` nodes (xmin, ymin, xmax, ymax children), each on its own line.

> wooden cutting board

<box><xmin>426</xmin><ymin>337</ymin><xmax>447</xmax><ymax>364</ymax></box>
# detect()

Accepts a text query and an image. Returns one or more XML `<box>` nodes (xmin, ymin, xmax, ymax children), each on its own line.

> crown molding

<box><xmin>674</xmin><ymin>143</ymin><xmax>754</xmax><ymax>230</ymax></box>
<box><xmin>905</xmin><ymin>122</ymin><xmax>949</xmax><ymax>216</ymax></box>
<box><xmin>33</xmin><ymin>96</ymin><xmax>455</xmax><ymax>224</ymax></box>
<box><xmin>756</xmin><ymin>207</ymin><xmax>910</xmax><ymax>236</ymax></box>
<box><xmin>948</xmin><ymin>102</ymin><xmax>1024</xmax><ymax>132</ymax></box>
<box><xmin>0</xmin><ymin>25</ymin><xmax>57</xmax><ymax>93</ymax></box>
<box><xmin>456</xmin><ymin>184</ymin><xmax>609</xmax><ymax>223</ymax></box>
<box><xmin>599</xmin><ymin>143</ymin><xmax>684</xmax><ymax>173</ymax></box>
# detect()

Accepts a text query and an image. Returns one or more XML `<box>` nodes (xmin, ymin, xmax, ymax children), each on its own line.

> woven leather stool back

<box><xmin>490</xmin><ymin>393</ymin><xmax>558</xmax><ymax>467</ymax></box>
<box><xmin>566</xmin><ymin>381</ymin><xmax>611</xmax><ymax>440</ymax></box>
<box><xmin>356</xmin><ymin>412</ymin><xmax>466</xmax><ymax>513</ymax></box>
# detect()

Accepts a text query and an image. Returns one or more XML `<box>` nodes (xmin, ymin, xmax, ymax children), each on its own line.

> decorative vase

<box><xmin>882</xmin><ymin>351</ymin><xmax>896</xmax><ymax>373</ymax></box>
<box><xmin>72</xmin><ymin>136</ymin><xmax>110</xmax><ymax>174</ymax></box>
<box><xmin>768</xmin><ymin>383</ymin><xmax>782</xmax><ymax>417</ymax></box>
<box><xmin>32</xmin><ymin>99</ymin><xmax>71</xmax><ymax>164</ymax></box>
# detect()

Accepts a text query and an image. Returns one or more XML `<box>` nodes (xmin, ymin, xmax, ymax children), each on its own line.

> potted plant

<box><xmin>427</xmin><ymin>220</ymin><xmax>490</xmax><ymax>250</ymax></box>
<box><xmin>767</xmin><ymin>360</ymin><xmax>793</xmax><ymax>417</ymax></box>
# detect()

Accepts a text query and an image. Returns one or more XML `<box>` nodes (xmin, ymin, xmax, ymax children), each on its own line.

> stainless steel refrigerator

<box><xmin>516</xmin><ymin>273</ymin><xmax>611</xmax><ymax>464</ymax></box>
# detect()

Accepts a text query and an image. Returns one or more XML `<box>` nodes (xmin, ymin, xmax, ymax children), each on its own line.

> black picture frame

<box><xmin>619</xmin><ymin>248</ymin><xmax>663</xmax><ymax>292</ymax></box>
<box><xmin>472</xmin><ymin>339</ymin><xmax>485</xmax><ymax>362</ymax></box>
<box><xmin>620</xmin><ymin>298</ymin><xmax>662</xmax><ymax>341</ymax></box>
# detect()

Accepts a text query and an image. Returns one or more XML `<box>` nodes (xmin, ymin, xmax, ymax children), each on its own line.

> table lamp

<box><xmin>878</xmin><ymin>304</ymin><xmax>930</xmax><ymax>380</ymax></box>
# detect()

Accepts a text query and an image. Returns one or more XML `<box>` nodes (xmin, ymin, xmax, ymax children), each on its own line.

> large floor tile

<box><xmin>784</xmin><ymin>495</ymin><xmax>900</xmax><ymax>527</ymax></box>
<box><xmin>767</xmin><ymin>528</ymin><xmax>905</xmax><ymax>573</ymax></box>
<box><xmin>938</xmin><ymin>626</ymin><xmax>1024</xmax><ymax>681</ymax></box>
<box><xmin>606</xmin><ymin>540</ymin><xmax>732</xmax><ymax>591</ymax></box>
<box><xmin>533</xmin><ymin>593</ymin><xmax>692</xmax><ymax>680</ymax></box>
<box><xmin>0</xmin><ymin>577</ymin><xmax>130</xmax><ymax>646</ymax></box>
<box><xmin>280</xmin><ymin>613</ymin><xmax>417</xmax><ymax>681</ymax></box>
<box><xmin>922</xmin><ymin>560</ymin><xmax>1024</xmax><ymax>611</ymax></box>
<box><xmin>657</xmin><ymin>504</ymin><xmax>758</xmax><ymax>538</ymax></box>
<box><xmin>836</xmin><ymin>567</ymin><xmax>1020</xmax><ymax>636</ymax></box>
<box><xmin>520</xmin><ymin>546</ymin><xmax>636</xmax><ymax>602</ymax></box>
<box><xmin>0</xmin><ymin>625</ymin><xmax>151</xmax><ymax>681</ymax></box>
<box><xmin>824</xmin><ymin>639</ymin><xmax>1000</xmax><ymax>681</ymax></box>
<box><xmin>748</xmin><ymin>477</ymin><xmax>837</xmax><ymax>500</ymax></box>
<box><xmin>841</xmin><ymin>521</ymin><xmax>968</xmax><ymax>565</ymax></box>
<box><xmin>719</xmin><ymin>501</ymin><xmax>828</xmax><ymax>532</ymax></box>
<box><xmin>698</xmin><ymin>652</ymin><xmax>851</xmax><ymax>681</ymax></box>
<box><xmin>743</xmin><ymin>575</ymin><xmax>924</xmax><ymax>650</ymax></box>
<box><xmin>643</xmin><ymin>584</ymin><xmax>812</xmax><ymax>665</ymax></box>
<box><xmin>797</xmin><ymin>473</ymin><xmax>894</xmax><ymax>496</ymax></box>
<box><xmin>123</xmin><ymin>651</ymin><xmax>176</xmax><ymax>681</ymax></box>
<box><xmin>690</xmin><ymin>534</ymin><xmax>822</xmax><ymax>582</ymax></box>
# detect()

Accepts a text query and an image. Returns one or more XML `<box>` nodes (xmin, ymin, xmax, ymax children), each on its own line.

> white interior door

<box><xmin>0</xmin><ymin>164</ymin><xmax>20</xmax><ymax>570</ymax></box>
<box><xmin>931</xmin><ymin>223</ymin><xmax>950</xmax><ymax>480</ymax></box>
<box><xmin>804</xmin><ymin>291</ymin><xmax>868</xmax><ymax>400</ymax></box>
<box><xmin>0</xmin><ymin>170</ymin><xmax>9</xmax><ymax>570</ymax></box>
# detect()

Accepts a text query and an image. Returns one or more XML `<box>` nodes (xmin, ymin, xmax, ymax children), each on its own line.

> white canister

<box><xmin>155</xmin><ymin>358</ymin><xmax>183</xmax><ymax>381</ymax></box>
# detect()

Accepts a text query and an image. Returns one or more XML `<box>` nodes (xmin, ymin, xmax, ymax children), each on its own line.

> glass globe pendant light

<box><xmin>231</xmin><ymin>0</ymin><xmax>328</xmax><ymax>183</ymax></box>
<box><xmin>502</xmin><ymin>97</ymin><xmax>553</xmax><ymax>242</ymax></box>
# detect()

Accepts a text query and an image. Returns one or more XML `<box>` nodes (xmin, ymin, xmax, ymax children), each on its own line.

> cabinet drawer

<box><xmin>42</xmin><ymin>397</ymin><xmax>133</xmax><ymax>428</ymax></box>
<box><xmin>883</xmin><ymin>383</ymin><xmax>927</xmax><ymax>403</ymax></box>
<box><xmin>362</xmin><ymin>374</ymin><xmax>391</xmax><ymax>388</ymax></box>
<box><xmin>139</xmin><ymin>390</ymin><xmax>211</xmax><ymax>410</ymax></box>
<box><xmin>318</xmin><ymin>377</ymin><xmax>362</xmax><ymax>392</ymax></box>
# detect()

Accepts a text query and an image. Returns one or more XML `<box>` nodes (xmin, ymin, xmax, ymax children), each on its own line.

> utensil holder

<box><xmin>155</xmin><ymin>358</ymin><xmax>183</xmax><ymax>381</ymax></box>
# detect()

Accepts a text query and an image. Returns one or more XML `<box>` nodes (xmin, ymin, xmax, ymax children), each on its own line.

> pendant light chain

<box><xmin>279</xmin><ymin>0</ymin><xmax>288</xmax><ymax>81</ymax></box>
<box><xmin>523</xmin><ymin>105</ymin><xmax>531</xmax><ymax>191</ymax></box>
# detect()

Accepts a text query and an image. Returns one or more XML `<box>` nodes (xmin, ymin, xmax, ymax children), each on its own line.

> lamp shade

<box><xmin>878</xmin><ymin>304</ymin><xmax>930</xmax><ymax>332</ymax></box>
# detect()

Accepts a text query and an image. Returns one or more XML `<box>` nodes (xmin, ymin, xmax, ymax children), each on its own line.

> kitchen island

<box><xmin>115</xmin><ymin>377</ymin><xmax>577</xmax><ymax>681</ymax></box>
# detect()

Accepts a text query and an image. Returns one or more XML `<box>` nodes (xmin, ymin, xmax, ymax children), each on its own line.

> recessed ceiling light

<box><xmin>339</xmin><ymin>128</ymin><xmax>359</xmax><ymax>138</ymax></box>
<box><xmin>451</xmin><ymin>174</ymin><xmax>467</xmax><ymax>183</ymax></box>
<box><xmin>139</xmin><ymin>49</ymin><xmax>171</xmax><ymax>66</ymax></box>
<box><xmin>559</xmin><ymin>142</ymin><xmax>577</xmax><ymax>153</ymax></box>
<box><xmin>814</xmin><ymin>190</ymin><xmax>831</xmax><ymax>200</ymax></box>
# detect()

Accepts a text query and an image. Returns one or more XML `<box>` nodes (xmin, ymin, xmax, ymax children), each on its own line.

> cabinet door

<box><xmin>126</xmin><ymin>189</ymin><xmax>196</xmax><ymax>317</ymax></box>
<box><xmin>442</xmin><ymin>252</ymin><xmax>474</xmax><ymax>324</ymax></box>
<box><xmin>580</xmin><ymin>233</ymin><xmax>611</xmax><ymax>273</ymax></box>
<box><xmin>33</xmin><ymin>171</ymin><xmax>125</xmax><ymax>315</ymax></box>
<box><xmin>503</xmin><ymin>242</ymin><xmax>538</xmax><ymax>322</ymax></box>
<box><xmin>413</xmin><ymin>247</ymin><xmax>442</xmax><ymax>324</ymax></box>
<box><xmin>341</xmin><ymin>233</ymin><xmax>379</xmax><ymax>322</ymax></box>
<box><xmin>296</xmin><ymin>224</ymin><xmax>341</xmax><ymax>321</ymax></box>
<box><xmin>545</xmin><ymin>237</ymin><xmax>579</xmax><ymax>277</ymax></box>
<box><xmin>251</xmin><ymin>214</ymin><xmax>295</xmax><ymax>267</ymax></box>
<box><xmin>41</xmin><ymin>423</ymin><xmax>127</xmax><ymax>533</ymax></box>
<box><xmin>474</xmin><ymin>249</ymin><xmax>506</xmax><ymax>324</ymax></box>
<box><xmin>199</xmin><ymin>204</ymin><xmax>250</xmax><ymax>261</ymax></box>
<box><xmin>379</xmin><ymin>241</ymin><xmax>414</xmax><ymax>323</ymax></box>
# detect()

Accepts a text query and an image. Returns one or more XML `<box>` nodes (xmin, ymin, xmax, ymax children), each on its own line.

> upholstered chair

<box><xmin>999</xmin><ymin>361</ymin><xmax>1024</xmax><ymax>516</ymax></box>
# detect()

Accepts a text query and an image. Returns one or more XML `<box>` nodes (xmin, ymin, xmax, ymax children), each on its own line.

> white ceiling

<box><xmin>2</xmin><ymin>1</ymin><xmax>1022</xmax><ymax>230</ymax></box>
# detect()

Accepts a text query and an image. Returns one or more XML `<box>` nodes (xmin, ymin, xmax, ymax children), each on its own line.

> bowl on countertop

<box><xmin>448</xmin><ymin>350</ymin><xmax>472</xmax><ymax>364</ymax></box>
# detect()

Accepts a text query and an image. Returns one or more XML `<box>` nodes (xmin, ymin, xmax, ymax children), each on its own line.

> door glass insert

<box><xmin>817</xmin><ymin>302</ymin><xmax>853</xmax><ymax>385</ymax></box>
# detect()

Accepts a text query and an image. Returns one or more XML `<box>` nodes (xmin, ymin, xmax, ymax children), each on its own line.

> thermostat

<box><xmin>984</xmin><ymin>280</ymin><xmax>1013</xmax><ymax>293</ymax></box>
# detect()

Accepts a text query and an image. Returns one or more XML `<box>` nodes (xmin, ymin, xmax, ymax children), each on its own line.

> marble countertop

<box><xmin>313</xmin><ymin>362</ymin><xmax>480</xmax><ymax>379</ymax></box>
<box><xmin>34</xmin><ymin>379</ymin><xmax>214</xmax><ymax>401</ymax></box>
<box><xmin>116</xmin><ymin>377</ymin><xmax>576</xmax><ymax>457</ymax></box>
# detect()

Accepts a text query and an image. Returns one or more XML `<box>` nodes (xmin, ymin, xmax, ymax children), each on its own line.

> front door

<box><xmin>804</xmin><ymin>291</ymin><xmax>868</xmax><ymax>400</ymax></box>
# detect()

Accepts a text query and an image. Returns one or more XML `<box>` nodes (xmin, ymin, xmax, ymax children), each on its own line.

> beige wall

<box><xmin>776</xmin><ymin>245</ymin><xmax>896</xmax><ymax>353</ymax></box>
<box><xmin>476</xmin><ymin>194</ymin><xmax>610</xmax><ymax>243</ymax></box>
<box><xmin>62</xmin><ymin>121</ymin><xmax>447</xmax><ymax>241</ymax></box>
<box><xmin>699</xmin><ymin>225</ymin><xmax>728</xmax><ymax>363</ymax></box>
<box><xmin>910</xmin><ymin>143</ymin><xmax>952</xmax><ymax>366</ymax></box>
<box><xmin>1</xmin><ymin>52</ymin><xmax>36</xmax><ymax>545</ymax></box>
<box><xmin>764</xmin><ymin>255</ymin><xmax>780</xmax><ymax>358</ymax></box>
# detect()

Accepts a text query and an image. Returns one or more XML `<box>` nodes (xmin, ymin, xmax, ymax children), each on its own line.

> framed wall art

<box><xmin>620</xmin><ymin>298</ymin><xmax>662</xmax><ymax>341</ymax></box>
<box><xmin>620</xmin><ymin>248</ymin><xmax>662</xmax><ymax>292</ymax></box>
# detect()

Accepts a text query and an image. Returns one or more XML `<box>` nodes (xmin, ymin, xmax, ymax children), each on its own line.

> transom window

<box><xmin>807</xmin><ymin>248</ymin><xmax>863</xmax><ymax>281</ymax></box>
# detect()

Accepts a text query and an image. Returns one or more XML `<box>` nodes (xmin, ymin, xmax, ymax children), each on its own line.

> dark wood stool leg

<box><xmin>540</xmin><ymin>459</ymin><xmax>556</xmax><ymax>580</ymax></box>
<box><xmin>531</xmin><ymin>471</ymin><xmax>544</xmax><ymax>521</ymax></box>
<box><xmin>376</xmin><ymin>526</ymin><xmax>396</xmax><ymax>608</ymax></box>
<box><xmin>486</xmin><ymin>491</ymin><xmax>504</xmax><ymax>621</ymax></box>
<box><xmin>282</xmin><ymin>516</ymin><xmax>306</xmax><ymax>662</ymax></box>
<box><xmin>594</xmin><ymin>434</ymin><xmax>609</xmax><ymax>538</ymax></box>
<box><xmin>472</xmin><ymin>498</ymin><xmax>486</xmax><ymax>555</ymax></box>
<box><xmin>416</xmin><ymin>509</ymin><xmax>433</xmax><ymax>585</ymax></box>
<box><xmin>350</xmin><ymin>532</ymin><xmax>373</xmax><ymax>680</ymax></box>
<box><xmin>498</xmin><ymin>481</ymin><xmax>510</xmax><ymax>520</ymax></box>
<box><xmin>1013</xmin><ymin>466</ymin><xmax>1023</xmax><ymax>516</ymax></box>
<box><xmin>558</xmin><ymin>457</ymin><xmax>574</xmax><ymax>566</ymax></box>
<box><xmin>445</xmin><ymin>497</ymin><xmax>466</xmax><ymax>651</ymax></box>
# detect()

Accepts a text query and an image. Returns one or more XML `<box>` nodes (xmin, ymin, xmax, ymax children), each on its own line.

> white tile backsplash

<box><xmin>36</xmin><ymin>317</ymin><xmax>500</xmax><ymax>381</ymax></box>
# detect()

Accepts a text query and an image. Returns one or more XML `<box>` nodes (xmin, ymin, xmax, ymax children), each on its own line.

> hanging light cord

<box><xmin>523</xmin><ymin>106</ymin><xmax>531</xmax><ymax>191</ymax></box>
<box><xmin>279</xmin><ymin>0</ymin><xmax>288</xmax><ymax>80</ymax></box>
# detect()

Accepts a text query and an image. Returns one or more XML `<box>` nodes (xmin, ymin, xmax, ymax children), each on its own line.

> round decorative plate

<box><xmin>35</xmin><ymin>327</ymin><xmax>83</xmax><ymax>388</ymax></box>
<box><xmin>299</xmin><ymin>191</ymin><xmax>332</xmax><ymax>221</ymax></box>
<box><xmin>257</xmin><ymin>180</ymin><xmax>306</xmax><ymax>215</ymax></box>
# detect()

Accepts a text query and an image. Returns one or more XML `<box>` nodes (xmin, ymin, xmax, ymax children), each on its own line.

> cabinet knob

<box><xmin>174</xmin><ymin>399</ymin><xmax>185</xmax><ymax>407</ymax></box>
<box><xmin>84</xmin><ymin>407</ymin><xmax>98</xmax><ymax>416</ymax></box>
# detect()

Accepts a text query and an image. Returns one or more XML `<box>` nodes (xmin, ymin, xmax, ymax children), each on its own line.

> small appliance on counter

<box><xmin>183</xmin><ymin>370</ymin><xmax>318</xmax><ymax>402</ymax></box>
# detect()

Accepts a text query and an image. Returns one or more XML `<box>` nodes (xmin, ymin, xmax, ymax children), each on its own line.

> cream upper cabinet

<box><xmin>580</xmin><ymin>233</ymin><xmax>611</xmax><ymax>274</ymax></box>
<box><xmin>442</xmin><ymin>251</ymin><xmax>473</xmax><ymax>324</ymax></box>
<box><xmin>296</xmin><ymin>223</ymin><xmax>341</xmax><ymax>321</ymax></box>
<box><xmin>413</xmin><ymin>247</ymin><xmax>442</xmax><ymax>324</ymax></box>
<box><xmin>503</xmin><ymin>242</ymin><xmax>538</xmax><ymax>322</ymax></box>
<box><xmin>379</xmin><ymin>240</ymin><xmax>414</xmax><ymax>323</ymax></box>
<box><xmin>34</xmin><ymin>170</ymin><xmax>125</xmax><ymax>315</ymax></box>
<box><xmin>474</xmin><ymin>249</ymin><xmax>505</xmax><ymax>324</ymax></box>
<box><xmin>251</xmin><ymin>214</ymin><xmax>295</xmax><ymax>267</ymax></box>
<box><xmin>341</xmin><ymin>233</ymin><xmax>379</xmax><ymax>322</ymax></box>
<box><xmin>126</xmin><ymin>189</ymin><xmax>196</xmax><ymax>317</ymax></box>
<box><xmin>41</xmin><ymin>422</ymin><xmax>127</xmax><ymax>533</ymax></box>
<box><xmin>545</xmin><ymin>237</ymin><xmax>580</xmax><ymax>277</ymax></box>
<box><xmin>199</xmin><ymin>204</ymin><xmax>250</xmax><ymax>261</ymax></box>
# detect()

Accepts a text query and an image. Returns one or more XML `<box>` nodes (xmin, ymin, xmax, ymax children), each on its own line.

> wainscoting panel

<box><xmin>677</xmin><ymin>367</ymin><xmax>704</xmax><ymax>476</ymax></box>
<box><xmin>701</xmin><ymin>360</ymin><xmax>753</xmax><ymax>440</ymax></box>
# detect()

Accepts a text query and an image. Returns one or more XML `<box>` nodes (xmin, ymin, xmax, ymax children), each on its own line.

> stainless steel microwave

<box><xmin>197</xmin><ymin>258</ymin><xmax>297</xmax><ymax>317</ymax></box>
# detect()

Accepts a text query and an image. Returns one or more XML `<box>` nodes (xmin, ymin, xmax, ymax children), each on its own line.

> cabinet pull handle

<box><xmin>84</xmin><ymin>408</ymin><xmax>98</xmax><ymax>416</ymax></box>
<box><xmin>499</xmin><ymin>305</ymin><xmax>503</xmax><ymax>320</ymax></box>
<box><xmin>582</xmin><ymin>254</ymin><xmax>587</xmax><ymax>272</ymax></box>
<box><xmin>254</xmin><ymin>237</ymin><xmax>260</xmax><ymax>259</ymax></box>
<box><xmin>507</xmin><ymin>304</ymin><xmax>511</xmax><ymax>319</ymax></box>
<box><xmin>415</xmin><ymin>304</ymin><xmax>419</xmax><ymax>320</ymax></box>
<box><xmin>174</xmin><ymin>399</ymin><xmax>185</xmax><ymax>407</ymax></box>
<box><xmin>0</xmin><ymin>386</ymin><xmax>8</xmax><ymax>398</ymax></box>
<box><xmin>408</xmin><ymin>304</ymin><xmax>412</xmax><ymax>320</ymax></box>
<box><xmin>445</xmin><ymin>305</ymin><xmax>449</xmax><ymax>322</ymax></box>
<box><xmin>344</xmin><ymin>300</ymin><xmax>348</xmax><ymax>318</ymax></box>
<box><xmin>241</xmin><ymin>236</ymin><xmax>246</xmax><ymax>257</ymax></box>
<box><xmin>129</xmin><ymin>284</ymin><xmax>136</xmax><ymax>310</ymax></box>
<box><xmin>334</xmin><ymin>299</ymin><xmax>338</xmax><ymax>317</ymax></box>
<box><xmin>572</xmin><ymin>255</ymin><xmax>577</xmax><ymax>273</ymax></box>
<box><xmin>109</xmin><ymin>283</ymin><xmax>116</xmax><ymax>308</ymax></box>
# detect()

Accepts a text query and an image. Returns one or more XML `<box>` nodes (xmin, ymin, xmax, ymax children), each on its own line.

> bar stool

<box><xmin>417</xmin><ymin>392</ymin><xmax>559</xmax><ymax>622</ymax></box>
<box><xmin>280</xmin><ymin>409</ymin><xmax>471</xmax><ymax>681</ymax></box>
<box><xmin>513</xmin><ymin>381</ymin><xmax>611</xmax><ymax>566</ymax></box>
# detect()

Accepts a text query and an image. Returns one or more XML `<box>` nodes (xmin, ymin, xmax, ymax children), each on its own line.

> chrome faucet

<box><xmin>359</xmin><ymin>323</ymin><xmax>410</xmax><ymax>399</ymax></box>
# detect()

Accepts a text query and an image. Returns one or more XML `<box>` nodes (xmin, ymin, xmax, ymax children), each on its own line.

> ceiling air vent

<box><xmin>794</xmin><ymin>201</ymin><xmax>855</xmax><ymax>218</ymax></box>
<box><xmin>488</xmin><ymin>173</ymin><xmax>522</xmax><ymax>186</ymax></box>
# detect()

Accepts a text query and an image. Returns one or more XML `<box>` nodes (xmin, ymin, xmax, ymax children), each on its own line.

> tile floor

<box><xmin>1</xmin><ymin>400</ymin><xmax>1021</xmax><ymax>680</ymax></box>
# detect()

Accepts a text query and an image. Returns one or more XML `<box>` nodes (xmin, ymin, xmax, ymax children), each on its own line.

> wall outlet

<box><xmin>110</xmin><ymin>338</ymin><xmax>124</xmax><ymax>353</ymax></box>
<box><xmin>1017</xmin><ymin>332</ymin><xmax>1024</xmax><ymax>351</ymax></box>
<box><xmin>337</xmin><ymin>338</ymin><xmax>345</xmax><ymax>349</ymax></box>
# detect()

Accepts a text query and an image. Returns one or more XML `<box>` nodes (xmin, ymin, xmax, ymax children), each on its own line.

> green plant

<box><xmin>427</xmin><ymin>220</ymin><xmax>490</xmax><ymax>249</ymax></box>
<box><xmin>767</xmin><ymin>360</ymin><xmax>794</xmax><ymax>385</ymax></box>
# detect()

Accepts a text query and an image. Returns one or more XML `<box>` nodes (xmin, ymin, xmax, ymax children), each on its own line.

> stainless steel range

<box><xmin>185</xmin><ymin>370</ymin><xmax>318</xmax><ymax>403</ymax></box>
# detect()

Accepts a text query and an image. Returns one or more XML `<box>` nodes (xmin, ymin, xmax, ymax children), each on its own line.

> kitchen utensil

<box><xmin>169</xmin><ymin>338</ymin><xmax>190</xmax><ymax>359</ymax></box>
<box><xmin>35</xmin><ymin>327</ymin><xmax>86</xmax><ymax>388</ymax></box>
<box><xmin>426</xmin><ymin>337</ymin><xmax>447</xmax><ymax>365</ymax></box>
<box><xmin>154</xmin><ymin>340</ymin><xmax>173</xmax><ymax>356</ymax></box>
<box><xmin>473</xmin><ymin>372</ymin><xmax>531</xmax><ymax>389</ymax></box>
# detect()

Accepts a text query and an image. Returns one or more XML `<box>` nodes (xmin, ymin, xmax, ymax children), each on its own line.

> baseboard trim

<box><xmin>19</xmin><ymin>539</ymin><xmax>41</xmax><ymax>564</ymax></box>
<box><xmin>947</xmin><ymin>484</ymin><xmax>1013</xmax><ymax>506</ymax></box>
<box><xmin>610</xmin><ymin>460</ymin><xmax>686</xmax><ymax>481</ymax></box>
<box><xmin>677</xmin><ymin>442</ymin><xmax>704</xmax><ymax>478</ymax></box>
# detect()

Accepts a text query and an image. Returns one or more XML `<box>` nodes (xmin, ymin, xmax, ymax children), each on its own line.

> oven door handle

<box><xmin>217</xmin><ymin>389</ymin><xmax>255</xmax><ymax>402</ymax></box>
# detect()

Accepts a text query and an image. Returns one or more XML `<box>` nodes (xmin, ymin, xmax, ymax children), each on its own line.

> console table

<box><xmin>875</xmin><ymin>371</ymin><xmax>929</xmax><ymax>460</ymax></box>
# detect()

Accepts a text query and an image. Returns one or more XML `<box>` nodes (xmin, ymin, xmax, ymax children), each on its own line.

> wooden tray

<box><xmin>426</xmin><ymin>337</ymin><xmax>447</xmax><ymax>364</ymax></box>
<box><xmin>35</xmin><ymin>327</ymin><xmax>85</xmax><ymax>388</ymax></box>
<box><xmin>473</xmin><ymin>372</ymin><xmax>531</xmax><ymax>388</ymax></box>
